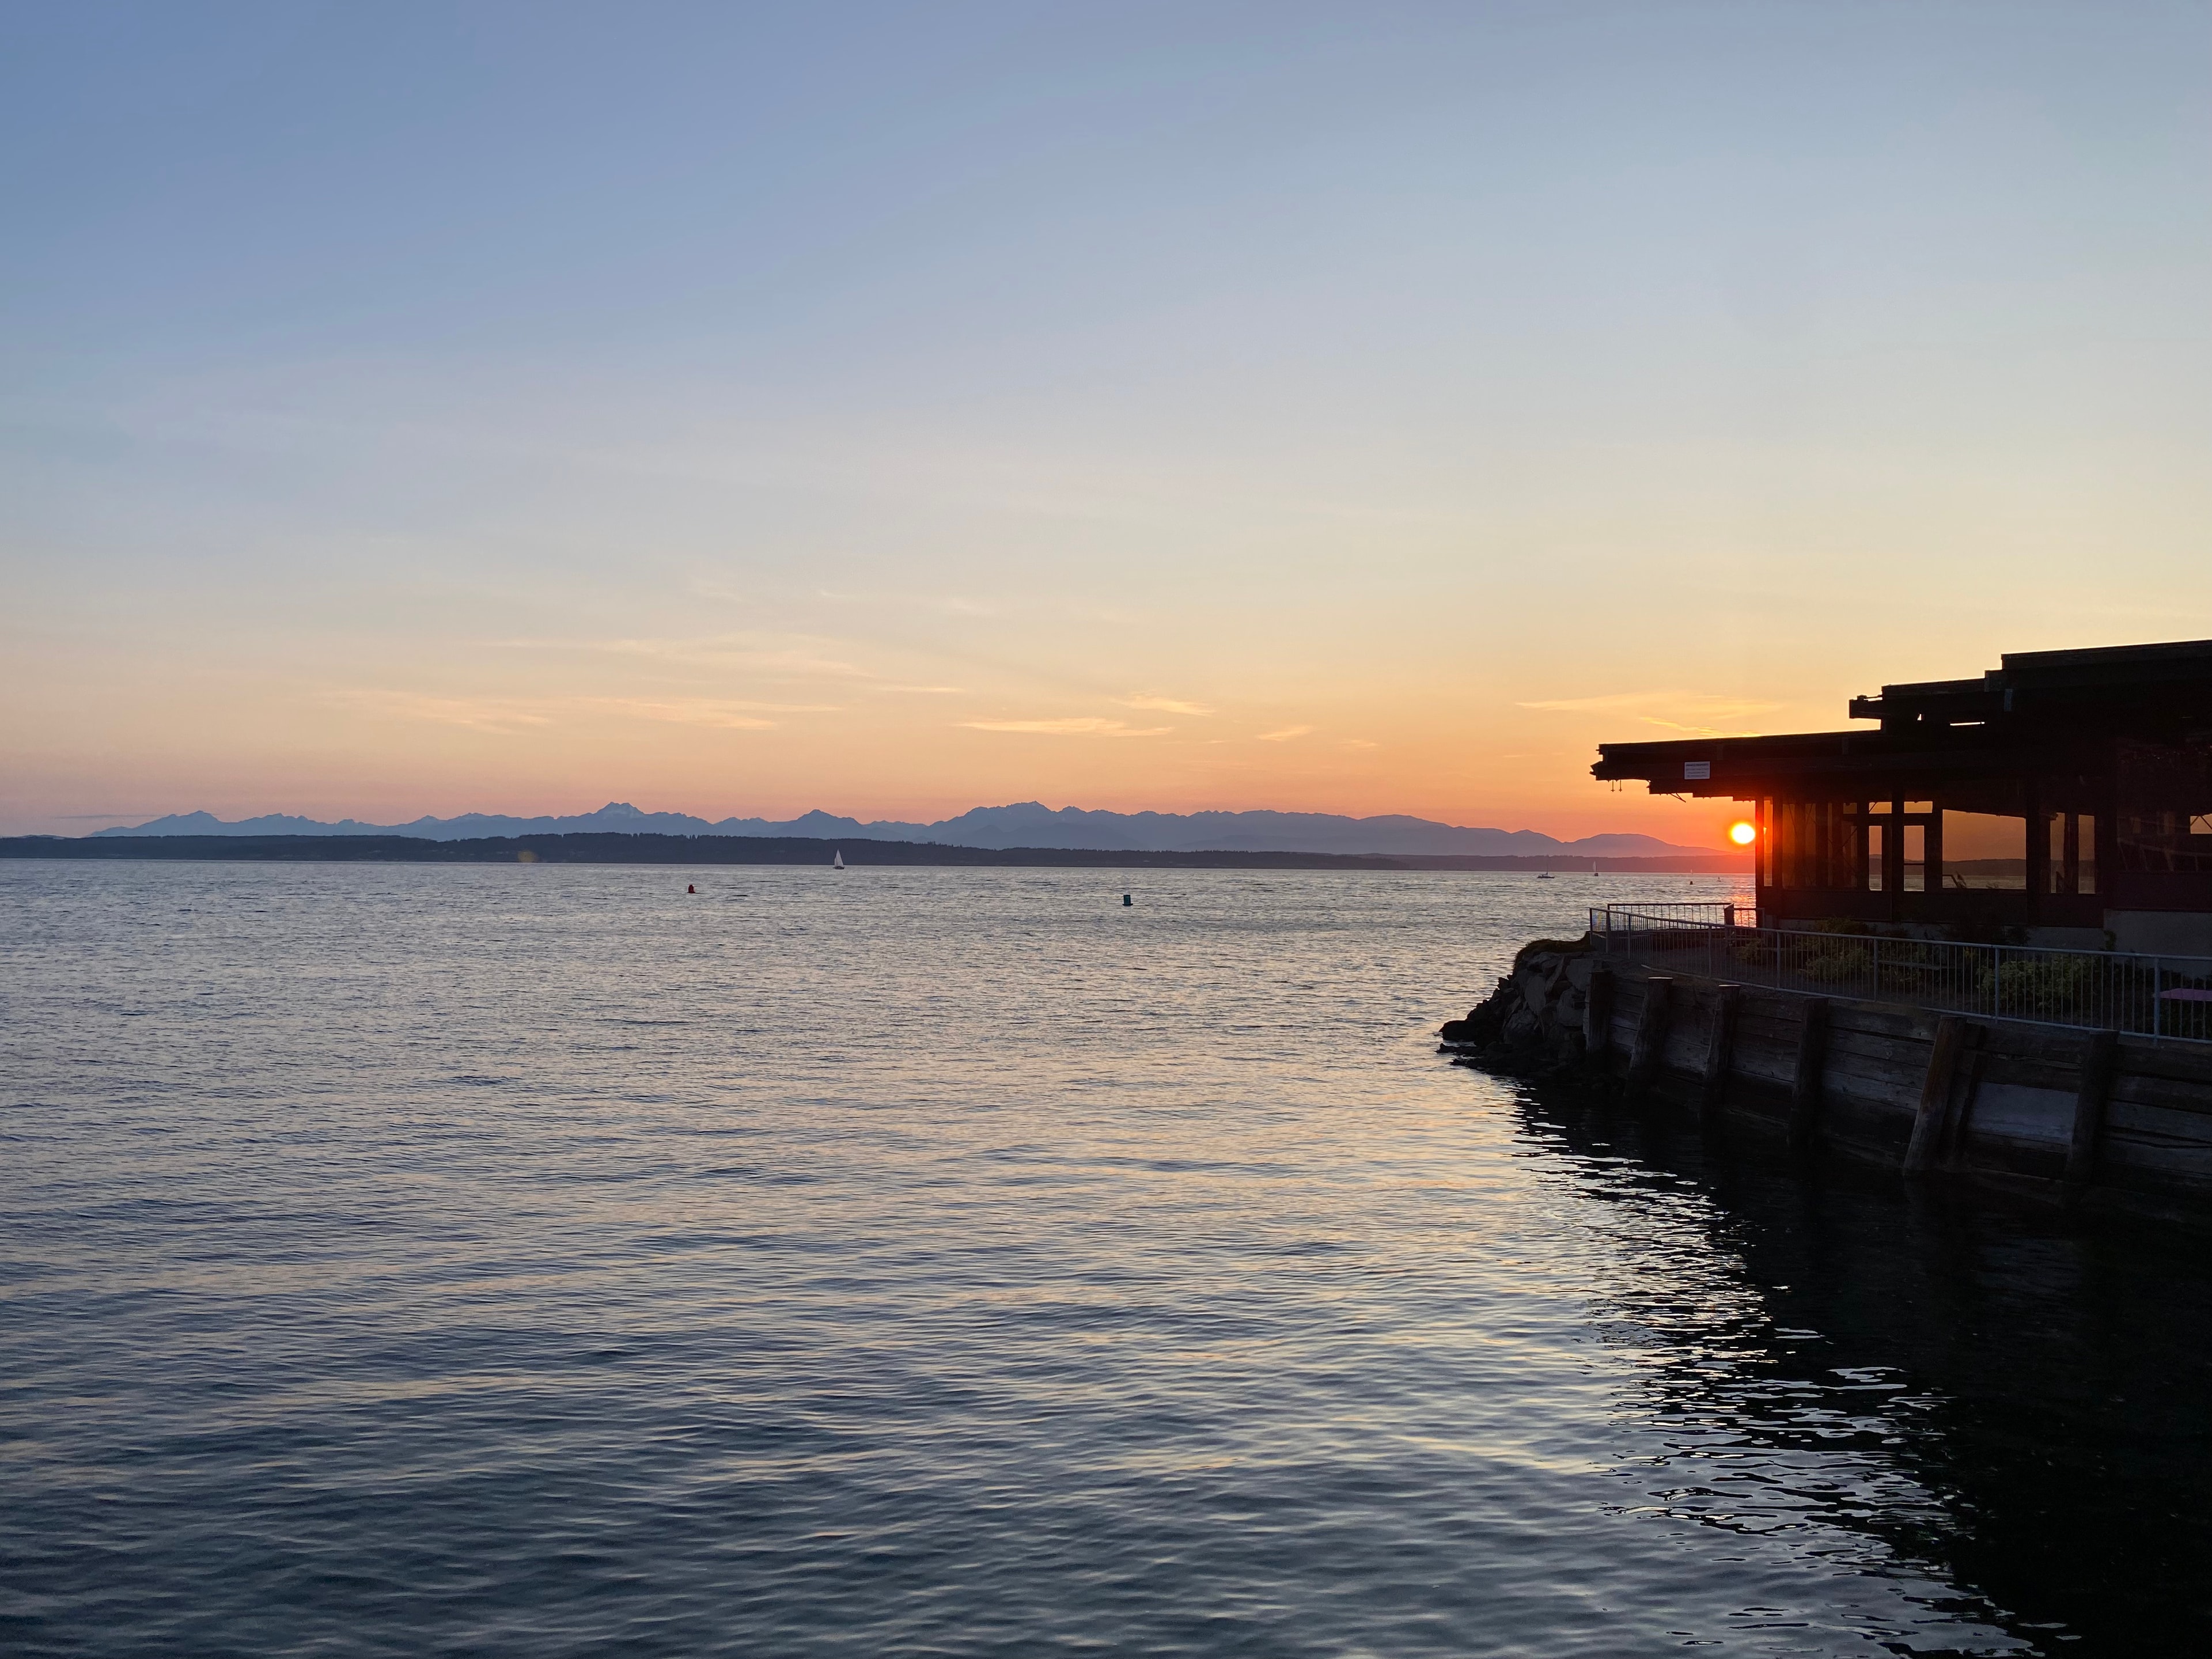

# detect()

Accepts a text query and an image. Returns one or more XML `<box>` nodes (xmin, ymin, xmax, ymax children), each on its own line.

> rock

<box><xmin>1437</xmin><ymin>946</ymin><xmax>1600</xmax><ymax>1080</ymax></box>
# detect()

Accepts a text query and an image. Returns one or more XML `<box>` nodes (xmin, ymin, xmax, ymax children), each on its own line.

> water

<box><xmin>5</xmin><ymin>860</ymin><xmax>2211</xmax><ymax>1656</ymax></box>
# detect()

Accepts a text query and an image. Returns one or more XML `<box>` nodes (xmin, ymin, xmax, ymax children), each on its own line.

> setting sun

<box><xmin>1729</xmin><ymin>820</ymin><xmax>1757</xmax><ymax>846</ymax></box>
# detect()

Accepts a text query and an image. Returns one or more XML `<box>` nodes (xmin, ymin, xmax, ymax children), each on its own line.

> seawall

<box><xmin>1446</xmin><ymin>941</ymin><xmax>2212</xmax><ymax>1225</ymax></box>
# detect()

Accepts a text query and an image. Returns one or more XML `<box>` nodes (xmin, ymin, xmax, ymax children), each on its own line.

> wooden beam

<box><xmin>1789</xmin><ymin>997</ymin><xmax>1830</xmax><ymax>1148</ymax></box>
<box><xmin>2065</xmin><ymin>1028</ymin><xmax>2119</xmax><ymax>1204</ymax></box>
<box><xmin>1624</xmin><ymin>976</ymin><xmax>1673</xmax><ymax>1103</ymax></box>
<box><xmin>1698</xmin><ymin>983</ymin><xmax>1741</xmax><ymax>1119</ymax></box>
<box><xmin>1584</xmin><ymin>964</ymin><xmax>1615</xmax><ymax>1066</ymax></box>
<box><xmin>1903</xmin><ymin>1016</ymin><xmax>1966</xmax><ymax>1176</ymax></box>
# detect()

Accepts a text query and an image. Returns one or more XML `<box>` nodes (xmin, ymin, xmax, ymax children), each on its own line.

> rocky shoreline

<box><xmin>1437</xmin><ymin>937</ymin><xmax>1600</xmax><ymax>1080</ymax></box>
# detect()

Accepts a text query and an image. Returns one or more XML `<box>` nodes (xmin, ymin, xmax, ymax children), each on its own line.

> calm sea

<box><xmin>6</xmin><ymin>860</ymin><xmax>2211</xmax><ymax>1656</ymax></box>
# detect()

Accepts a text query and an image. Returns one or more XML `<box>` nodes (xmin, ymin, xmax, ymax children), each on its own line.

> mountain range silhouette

<box><xmin>94</xmin><ymin>801</ymin><xmax>1719</xmax><ymax>856</ymax></box>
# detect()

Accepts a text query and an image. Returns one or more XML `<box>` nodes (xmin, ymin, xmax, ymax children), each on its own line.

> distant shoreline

<box><xmin>1</xmin><ymin>832</ymin><xmax>1751</xmax><ymax>874</ymax></box>
<box><xmin>81</xmin><ymin>800</ymin><xmax>1725</xmax><ymax>859</ymax></box>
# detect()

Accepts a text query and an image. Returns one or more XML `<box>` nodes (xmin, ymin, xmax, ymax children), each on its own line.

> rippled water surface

<box><xmin>7</xmin><ymin>861</ymin><xmax>2212</xmax><ymax>1656</ymax></box>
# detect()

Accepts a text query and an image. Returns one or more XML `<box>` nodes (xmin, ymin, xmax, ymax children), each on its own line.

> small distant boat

<box><xmin>1536</xmin><ymin>872</ymin><xmax>1554</xmax><ymax>880</ymax></box>
<box><xmin>832</xmin><ymin>851</ymin><xmax>844</xmax><ymax>870</ymax></box>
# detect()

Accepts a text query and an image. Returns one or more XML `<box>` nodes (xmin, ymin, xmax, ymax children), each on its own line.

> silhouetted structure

<box><xmin>1593</xmin><ymin>639</ymin><xmax>2212</xmax><ymax>953</ymax></box>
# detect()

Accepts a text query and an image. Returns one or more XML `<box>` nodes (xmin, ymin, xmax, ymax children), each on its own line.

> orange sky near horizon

<box><xmin>4</xmin><ymin>8</ymin><xmax>2207</xmax><ymax>843</ymax></box>
<box><xmin>5</xmin><ymin>592</ymin><xmax>2184</xmax><ymax>846</ymax></box>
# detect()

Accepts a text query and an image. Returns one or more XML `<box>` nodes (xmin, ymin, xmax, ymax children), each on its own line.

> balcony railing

<box><xmin>1588</xmin><ymin>904</ymin><xmax>2212</xmax><ymax>1043</ymax></box>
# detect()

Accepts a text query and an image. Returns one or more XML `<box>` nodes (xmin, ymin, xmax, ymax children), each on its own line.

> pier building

<box><xmin>1592</xmin><ymin>639</ymin><xmax>2212</xmax><ymax>956</ymax></box>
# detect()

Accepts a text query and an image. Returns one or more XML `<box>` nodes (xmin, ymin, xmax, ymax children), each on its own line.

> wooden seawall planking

<box><xmin>1445</xmin><ymin>948</ymin><xmax>2212</xmax><ymax>1223</ymax></box>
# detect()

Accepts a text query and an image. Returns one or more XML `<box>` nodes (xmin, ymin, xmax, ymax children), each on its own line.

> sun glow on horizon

<box><xmin>1729</xmin><ymin>821</ymin><xmax>1757</xmax><ymax>847</ymax></box>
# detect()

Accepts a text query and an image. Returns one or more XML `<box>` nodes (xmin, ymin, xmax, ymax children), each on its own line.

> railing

<box><xmin>1588</xmin><ymin>905</ymin><xmax>2212</xmax><ymax>1043</ymax></box>
<box><xmin>1588</xmin><ymin>900</ymin><xmax>1752</xmax><ymax>929</ymax></box>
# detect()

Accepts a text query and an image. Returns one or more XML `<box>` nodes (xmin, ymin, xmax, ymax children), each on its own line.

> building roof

<box><xmin>1592</xmin><ymin>638</ymin><xmax>2212</xmax><ymax>798</ymax></box>
<box><xmin>1850</xmin><ymin>638</ymin><xmax>2212</xmax><ymax>728</ymax></box>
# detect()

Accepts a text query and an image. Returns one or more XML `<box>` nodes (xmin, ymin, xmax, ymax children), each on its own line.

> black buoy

<box><xmin>1123</xmin><ymin>891</ymin><xmax>1132</xmax><ymax>907</ymax></box>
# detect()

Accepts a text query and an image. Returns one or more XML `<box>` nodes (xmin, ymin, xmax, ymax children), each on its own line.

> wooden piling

<box><xmin>1457</xmin><ymin>938</ymin><xmax>2212</xmax><ymax>1221</ymax></box>
<box><xmin>1583</xmin><ymin>964</ymin><xmax>1615</xmax><ymax>1065</ymax></box>
<box><xmin>1624</xmin><ymin>976</ymin><xmax>1673</xmax><ymax>1103</ymax></box>
<box><xmin>1903</xmin><ymin>1016</ymin><xmax>1967</xmax><ymax>1176</ymax></box>
<box><xmin>1788</xmin><ymin>997</ymin><xmax>1829</xmax><ymax>1148</ymax></box>
<box><xmin>2064</xmin><ymin>1028</ymin><xmax>2119</xmax><ymax>1203</ymax></box>
<box><xmin>1947</xmin><ymin>1029</ymin><xmax>1989</xmax><ymax>1171</ymax></box>
<box><xmin>1698</xmin><ymin>984</ymin><xmax>1741</xmax><ymax>1119</ymax></box>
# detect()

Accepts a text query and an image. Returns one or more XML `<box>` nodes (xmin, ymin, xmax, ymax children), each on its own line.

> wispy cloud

<box><xmin>1256</xmin><ymin>725</ymin><xmax>1314</xmax><ymax>742</ymax></box>
<box><xmin>592</xmin><ymin>698</ymin><xmax>836</xmax><ymax>729</ymax></box>
<box><xmin>605</xmin><ymin>704</ymin><xmax>776</xmax><ymax>730</ymax></box>
<box><xmin>960</xmin><ymin>717</ymin><xmax>1171</xmax><ymax>737</ymax></box>
<box><xmin>813</xmin><ymin>589</ymin><xmax>1002</xmax><ymax>618</ymax></box>
<box><xmin>619</xmin><ymin>698</ymin><xmax>836</xmax><ymax>713</ymax></box>
<box><xmin>329</xmin><ymin>690</ymin><xmax>555</xmax><ymax>734</ymax></box>
<box><xmin>1518</xmin><ymin>690</ymin><xmax>1780</xmax><ymax>738</ymax></box>
<box><xmin>490</xmin><ymin>634</ymin><xmax>872</xmax><ymax>679</ymax></box>
<box><xmin>1118</xmin><ymin>694</ymin><xmax>1214</xmax><ymax>715</ymax></box>
<box><xmin>1634</xmin><ymin>715</ymin><xmax>1742</xmax><ymax>736</ymax></box>
<box><xmin>328</xmin><ymin>689</ymin><xmax>832</xmax><ymax>734</ymax></box>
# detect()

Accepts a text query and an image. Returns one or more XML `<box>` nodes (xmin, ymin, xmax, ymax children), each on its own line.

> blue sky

<box><xmin>5</xmin><ymin>2</ymin><xmax>2207</xmax><ymax>837</ymax></box>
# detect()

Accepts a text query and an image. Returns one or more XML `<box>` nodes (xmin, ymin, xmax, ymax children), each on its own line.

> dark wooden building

<box><xmin>1592</xmin><ymin>639</ymin><xmax>2212</xmax><ymax>955</ymax></box>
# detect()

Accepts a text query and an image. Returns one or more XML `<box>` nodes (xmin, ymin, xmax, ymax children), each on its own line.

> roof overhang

<box><xmin>1592</xmin><ymin>729</ymin><xmax>2091</xmax><ymax>798</ymax></box>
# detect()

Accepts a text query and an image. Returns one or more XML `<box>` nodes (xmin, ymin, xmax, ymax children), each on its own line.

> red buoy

<box><xmin>687</xmin><ymin>884</ymin><xmax>696</xmax><ymax>894</ymax></box>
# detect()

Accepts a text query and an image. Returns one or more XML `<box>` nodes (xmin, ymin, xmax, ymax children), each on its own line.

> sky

<box><xmin>4</xmin><ymin>2</ymin><xmax>2208</xmax><ymax>842</ymax></box>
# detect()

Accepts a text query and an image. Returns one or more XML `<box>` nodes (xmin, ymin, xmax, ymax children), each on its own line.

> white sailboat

<box><xmin>832</xmin><ymin>850</ymin><xmax>844</xmax><ymax>870</ymax></box>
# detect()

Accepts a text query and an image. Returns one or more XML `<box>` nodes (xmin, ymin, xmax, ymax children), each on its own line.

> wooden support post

<box><xmin>1624</xmin><ymin>976</ymin><xmax>1673</xmax><ymax>1103</ymax></box>
<box><xmin>1903</xmin><ymin>1016</ymin><xmax>1966</xmax><ymax>1176</ymax></box>
<box><xmin>1698</xmin><ymin>984</ymin><xmax>1741</xmax><ymax>1119</ymax></box>
<box><xmin>2064</xmin><ymin>1028</ymin><xmax>2119</xmax><ymax>1203</ymax></box>
<box><xmin>1788</xmin><ymin>997</ymin><xmax>1829</xmax><ymax>1149</ymax></box>
<box><xmin>1948</xmin><ymin>1029</ymin><xmax>1991</xmax><ymax>1172</ymax></box>
<box><xmin>1583</xmin><ymin>964</ymin><xmax>1615</xmax><ymax>1066</ymax></box>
